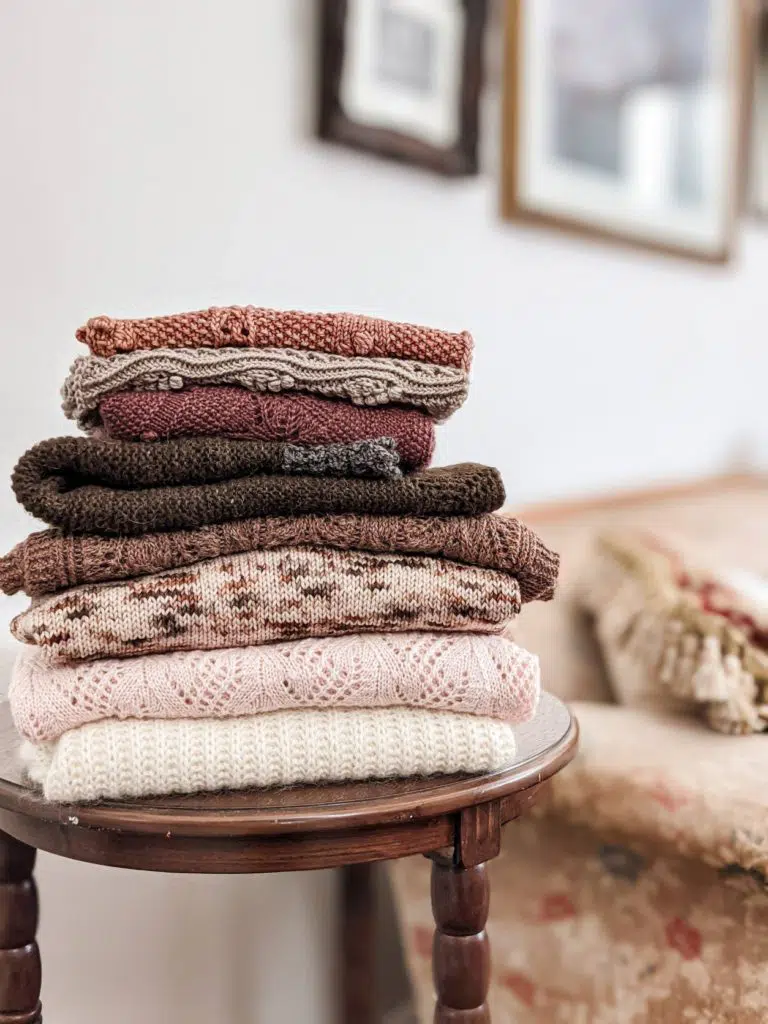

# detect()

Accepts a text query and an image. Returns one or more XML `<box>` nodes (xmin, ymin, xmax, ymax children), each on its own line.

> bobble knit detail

<box><xmin>22</xmin><ymin>708</ymin><xmax>517</xmax><ymax>802</ymax></box>
<box><xmin>0</xmin><ymin>512</ymin><xmax>559</xmax><ymax>602</ymax></box>
<box><xmin>98</xmin><ymin>388</ymin><xmax>436</xmax><ymax>470</ymax></box>
<box><xmin>10</xmin><ymin>633</ymin><xmax>540</xmax><ymax>743</ymax></box>
<box><xmin>75</xmin><ymin>306</ymin><xmax>474</xmax><ymax>371</ymax></box>
<box><xmin>61</xmin><ymin>347</ymin><xmax>469</xmax><ymax>427</ymax></box>
<box><xmin>12</xmin><ymin>547</ymin><xmax>522</xmax><ymax>662</ymax></box>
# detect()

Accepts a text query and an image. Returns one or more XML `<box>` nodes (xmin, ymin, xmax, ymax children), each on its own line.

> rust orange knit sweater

<box><xmin>76</xmin><ymin>306</ymin><xmax>473</xmax><ymax>370</ymax></box>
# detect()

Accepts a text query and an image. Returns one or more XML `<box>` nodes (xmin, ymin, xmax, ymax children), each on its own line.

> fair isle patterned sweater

<box><xmin>12</xmin><ymin>547</ymin><xmax>521</xmax><ymax>662</ymax></box>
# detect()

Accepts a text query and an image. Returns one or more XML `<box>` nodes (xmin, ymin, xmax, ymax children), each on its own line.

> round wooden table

<box><xmin>0</xmin><ymin>693</ymin><xmax>577</xmax><ymax>1023</ymax></box>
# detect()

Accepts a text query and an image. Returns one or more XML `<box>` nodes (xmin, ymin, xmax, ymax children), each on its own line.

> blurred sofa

<box><xmin>389</xmin><ymin>476</ymin><xmax>768</xmax><ymax>1023</ymax></box>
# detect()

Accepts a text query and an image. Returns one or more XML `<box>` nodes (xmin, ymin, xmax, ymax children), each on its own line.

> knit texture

<box><xmin>22</xmin><ymin>708</ymin><xmax>518</xmax><ymax>802</ymax></box>
<box><xmin>62</xmin><ymin>347</ymin><xmax>469</xmax><ymax>427</ymax></box>
<box><xmin>0</xmin><ymin>512</ymin><xmax>559</xmax><ymax>602</ymax></box>
<box><xmin>12</xmin><ymin>437</ymin><xmax>504</xmax><ymax>535</ymax></box>
<box><xmin>99</xmin><ymin>388</ymin><xmax>436</xmax><ymax>470</ymax></box>
<box><xmin>76</xmin><ymin>306</ymin><xmax>473</xmax><ymax>371</ymax></box>
<box><xmin>10</xmin><ymin>632</ymin><xmax>540</xmax><ymax>743</ymax></box>
<box><xmin>12</xmin><ymin>547</ymin><xmax>521</xmax><ymax>661</ymax></box>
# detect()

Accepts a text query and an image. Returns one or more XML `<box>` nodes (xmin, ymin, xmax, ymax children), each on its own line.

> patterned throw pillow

<box><xmin>579</xmin><ymin>532</ymin><xmax>768</xmax><ymax>734</ymax></box>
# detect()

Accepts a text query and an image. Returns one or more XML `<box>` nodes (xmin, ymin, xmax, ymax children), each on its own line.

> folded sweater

<box><xmin>10</xmin><ymin>632</ymin><xmax>540</xmax><ymax>742</ymax></box>
<box><xmin>0</xmin><ymin>512</ymin><xmax>558</xmax><ymax>602</ymax></box>
<box><xmin>12</xmin><ymin>437</ymin><xmax>503</xmax><ymax>535</ymax></box>
<box><xmin>12</xmin><ymin>547</ymin><xmax>521</xmax><ymax>661</ymax></box>
<box><xmin>76</xmin><ymin>306</ymin><xmax>473</xmax><ymax>370</ymax></box>
<box><xmin>22</xmin><ymin>708</ymin><xmax>517</xmax><ymax>802</ymax></box>
<box><xmin>62</xmin><ymin>347</ymin><xmax>469</xmax><ymax>428</ymax></box>
<box><xmin>99</xmin><ymin>388</ymin><xmax>435</xmax><ymax>470</ymax></box>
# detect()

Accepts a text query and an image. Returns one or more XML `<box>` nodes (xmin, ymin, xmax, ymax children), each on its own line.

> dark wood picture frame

<box><xmin>747</xmin><ymin>0</ymin><xmax>768</xmax><ymax>218</ymax></box>
<box><xmin>318</xmin><ymin>0</ymin><xmax>488</xmax><ymax>176</ymax></box>
<box><xmin>501</xmin><ymin>0</ymin><xmax>754</xmax><ymax>263</ymax></box>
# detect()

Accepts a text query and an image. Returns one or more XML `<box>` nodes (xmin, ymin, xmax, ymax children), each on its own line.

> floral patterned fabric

<box><xmin>545</xmin><ymin>701</ymin><xmax>768</xmax><ymax>875</ymax></box>
<box><xmin>390</xmin><ymin>815</ymin><xmax>768</xmax><ymax>1023</ymax></box>
<box><xmin>389</xmin><ymin>479</ymin><xmax>768</xmax><ymax>1022</ymax></box>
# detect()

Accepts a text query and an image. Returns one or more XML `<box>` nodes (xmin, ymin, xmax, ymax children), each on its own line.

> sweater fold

<box><xmin>10</xmin><ymin>632</ymin><xmax>540</xmax><ymax>742</ymax></box>
<box><xmin>0</xmin><ymin>512</ymin><xmax>558</xmax><ymax>602</ymax></box>
<box><xmin>76</xmin><ymin>305</ymin><xmax>473</xmax><ymax>370</ymax></box>
<box><xmin>62</xmin><ymin>347</ymin><xmax>469</xmax><ymax>426</ymax></box>
<box><xmin>98</xmin><ymin>388</ymin><xmax>436</xmax><ymax>470</ymax></box>
<box><xmin>23</xmin><ymin>708</ymin><xmax>517</xmax><ymax>802</ymax></box>
<box><xmin>12</xmin><ymin>437</ymin><xmax>504</xmax><ymax>535</ymax></box>
<box><xmin>12</xmin><ymin>547</ymin><xmax>521</xmax><ymax>661</ymax></box>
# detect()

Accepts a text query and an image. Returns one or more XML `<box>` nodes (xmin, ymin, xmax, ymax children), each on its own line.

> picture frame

<box><xmin>748</xmin><ymin>0</ymin><xmax>768</xmax><ymax>217</ymax></box>
<box><xmin>501</xmin><ymin>0</ymin><xmax>752</xmax><ymax>262</ymax></box>
<box><xmin>318</xmin><ymin>0</ymin><xmax>488</xmax><ymax>175</ymax></box>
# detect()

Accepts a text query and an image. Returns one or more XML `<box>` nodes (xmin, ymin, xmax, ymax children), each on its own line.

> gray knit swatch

<box><xmin>282</xmin><ymin>438</ymin><xmax>401</xmax><ymax>478</ymax></box>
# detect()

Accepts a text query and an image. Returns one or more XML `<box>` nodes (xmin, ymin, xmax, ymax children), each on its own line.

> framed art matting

<box><xmin>318</xmin><ymin>0</ymin><xmax>488</xmax><ymax>175</ymax></box>
<box><xmin>501</xmin><ymin>0</ymin><xmax>751</xmax><ymax>261</ymax></box>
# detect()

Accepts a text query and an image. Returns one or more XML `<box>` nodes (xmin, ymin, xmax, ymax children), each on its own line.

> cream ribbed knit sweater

<box><xmin>22</xmin><ymin>708</ymin><xmax>518</xmax><ymax>802</ymax></box>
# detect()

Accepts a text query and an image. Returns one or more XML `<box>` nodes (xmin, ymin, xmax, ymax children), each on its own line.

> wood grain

<box><xmin>431</xmin><ymin>859</ymin><xmax>490</xmax><ymax>1023</ymax></box>
<box><xmin>341</xmin><ymin>863</ymin><xmax>376</xmax><ymax>1024</ymax></box>
<box><xmin>0</xmin><ymin>693</ymin><xmax>577</xmax><ymax>1021</ymax></box>
<box><xmin>0</xmin><ymin>834</ymin><xmax>40</xmax><ymax>1024</ymax></box>
<box><xmin>0</xmin><ymin>695</ymin><xmax>576</xmax><ymax>873</ymax></box>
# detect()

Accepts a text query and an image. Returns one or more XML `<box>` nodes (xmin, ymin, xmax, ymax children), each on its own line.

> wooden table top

<box><xmin>0</xmin><ymin>695</ymin><xmax>577</xmax><ymax>873</ymax></box>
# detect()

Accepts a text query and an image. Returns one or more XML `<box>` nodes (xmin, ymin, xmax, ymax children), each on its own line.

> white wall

<box><xmin>1</xmin><ymin>1</ymin><xmax>767</xmax><ymax>1020</ymax></box>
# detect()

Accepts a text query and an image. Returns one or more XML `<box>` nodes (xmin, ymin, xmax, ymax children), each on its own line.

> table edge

<box><xmin>0</xmin><ymin>704</ymin><xmax>579</xmax><ymax>837</ymax></box>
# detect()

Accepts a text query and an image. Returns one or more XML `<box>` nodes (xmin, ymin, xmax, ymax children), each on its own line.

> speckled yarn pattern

<box><xmin>12</xmin><ymin>547</ymin><xmax>521</xmax><ymax>662</ymax></box>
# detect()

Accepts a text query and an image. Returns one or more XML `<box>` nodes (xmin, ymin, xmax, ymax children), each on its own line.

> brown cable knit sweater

<box><xmin>0</xmin><ymin>512</ymin><xmax>558</xmax><ymax>602</ymax></box>
<box><xmin>12</xmin><ymin>437</ymin><xmax>504</xmax><ymax>536</ymax></box>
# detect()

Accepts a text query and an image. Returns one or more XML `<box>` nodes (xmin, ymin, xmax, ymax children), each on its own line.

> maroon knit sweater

<box><xmin>99</xmin><ymin>389</ymin><xmax>435</xmax><ymax>470</ymax></box>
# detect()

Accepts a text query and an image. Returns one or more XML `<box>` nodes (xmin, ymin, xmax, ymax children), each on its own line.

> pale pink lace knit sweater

<box><xmin>10</xmin><ymin>633</ymin><xmax>540</xmax><ymax>743</ymax></box>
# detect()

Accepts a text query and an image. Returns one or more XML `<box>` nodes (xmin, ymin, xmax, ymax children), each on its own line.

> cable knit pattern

<box><xmin>61</xmin><ymin>348</ymin><xmax>469</xmax><ymax>427</ymax></box>
<box><xmin>98</xmin><ymin>388</ymin><xmax>435</xmax><ymax>470</ymax></box>
<box><xmin>0</xmin><ymin>512</ymin><xmax>558</xmax><ymax>602</ymax></box>
<box><xmin>10</xmin><ymin>633</ymin><xmax>540</xmax><ymax>743</ymax></box>
<box><xmin>76</xmin><ymin>306</ymin><xmax>473</xmax><ymax>371</ymax></box>
<box><xmin>12</xmin><ymin>547</ymin><xmax>521</xmax><ymax>661</ymax></box>
<box><xmin>13</xmin><ymin>437</ymin><xmax>503</xmax><ymax>535</ymax></box>
<box><xmin>21</xmin><ymin>708</ymin><xmax>517</xmax><ymax>802</ymax></box>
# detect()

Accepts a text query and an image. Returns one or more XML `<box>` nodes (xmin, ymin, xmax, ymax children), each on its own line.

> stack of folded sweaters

<box><xmin>1</xmin><ymin>306</ymin><xmax>559</xmax><ymax>803</ymax></box>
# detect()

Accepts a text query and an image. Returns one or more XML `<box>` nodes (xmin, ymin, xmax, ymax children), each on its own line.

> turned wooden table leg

<box><xmin>341</xmin><ymin>862</ymin><xmax>376</xmax><ymax>1024</ymax></box>
<box><xmin>0</xmin><ymin>832</ymin><xmax>41</xmax><ymax>1024</ymax></box>
<box><xmin>430</xmin><ymin>854</ymin><xmax>490</xmax><ymax>1023</ymax></box>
